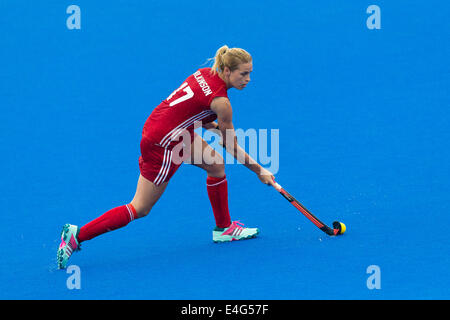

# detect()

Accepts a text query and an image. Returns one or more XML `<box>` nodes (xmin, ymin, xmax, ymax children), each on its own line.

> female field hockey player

<box><xmin>57</xmin><ymin>45</ymin><xmax>276</xmax><ymax>269</ymax></box>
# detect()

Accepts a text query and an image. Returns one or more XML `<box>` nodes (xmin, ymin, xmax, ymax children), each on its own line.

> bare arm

<box><xmin>210</xmin><ymin>97</ymin><xmax>275</xmax><ymax>186</ymax></box>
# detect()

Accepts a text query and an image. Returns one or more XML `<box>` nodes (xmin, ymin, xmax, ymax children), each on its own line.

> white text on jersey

<box><xmin>194</xmin><ymin>71</ymin><xmax>212</xmax><ymax>97</ymax></box>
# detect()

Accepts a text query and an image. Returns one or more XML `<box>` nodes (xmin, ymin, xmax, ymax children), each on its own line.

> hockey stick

<box><xmin>272</xmin><ymin>182</ymin><xmax>346</xmax><ymax>236</ymax></box>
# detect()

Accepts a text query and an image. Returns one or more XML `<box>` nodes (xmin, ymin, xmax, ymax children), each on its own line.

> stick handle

<box><xmin>273</xmin><ymin>182</ymin><xmax>282</xmax><ymax>191</ymax></box>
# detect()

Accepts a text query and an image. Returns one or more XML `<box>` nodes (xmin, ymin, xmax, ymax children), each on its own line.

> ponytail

<box><xmin>210</xmin><ymin>45</ymin><xmax>252</xmax><ymax>75</ymax></box>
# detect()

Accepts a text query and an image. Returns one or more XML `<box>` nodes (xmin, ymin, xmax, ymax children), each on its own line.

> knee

<box><xmin>137</xmin><ymin>208</ymin><xmax>151</xmax><ymax>218</ymax></box>
<box><xmin>208</xmin><ymin>154</ymin><xmax>225</xmax><ymax>177</ymax></box>
<box><xmin>208</xmin><ymin>162</ymin><xmax>225</xmax><ymax>178</ymax></box>
<box><xmin>131</xmin><ymin>202</ymin><xmax>153</xmax><ymax>218</ymax></box>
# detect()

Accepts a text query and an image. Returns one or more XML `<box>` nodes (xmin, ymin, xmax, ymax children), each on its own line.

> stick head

<box><xmin>332</xmin><ymin>221</ymin><xmax>346</xmax><ymax>235</ymax></box>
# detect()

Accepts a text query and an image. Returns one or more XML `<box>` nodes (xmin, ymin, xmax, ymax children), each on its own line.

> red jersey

<box><xmin>143</xmin><ymin>67</ymin><xmax>228</xmax><ymax>149</ymax></box>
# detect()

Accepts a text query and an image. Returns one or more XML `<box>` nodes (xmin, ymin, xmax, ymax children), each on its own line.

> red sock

<box><xmin>206</xmin><ymin>175</ymin><xmax>232</xmax><ymax>228</ymax></box>
<box><xmin>78</xmin><ymin>204</ymin><xmax>138</xmax><ymax>242</ymax></box>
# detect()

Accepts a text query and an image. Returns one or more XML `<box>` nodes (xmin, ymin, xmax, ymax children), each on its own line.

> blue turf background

<box><xmin>0</xmin><ymin>0</ymin><xmax>449</xmax><ymax>299</ymax></box>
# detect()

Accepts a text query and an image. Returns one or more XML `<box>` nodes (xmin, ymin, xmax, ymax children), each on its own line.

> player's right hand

<box><xmin>257</xmin><ymin>168</ymin><xmax>276</xmax><ymax>187</ymax></box>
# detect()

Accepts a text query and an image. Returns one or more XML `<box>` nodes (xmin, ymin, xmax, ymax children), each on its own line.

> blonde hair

<box><xmin>210</xmin><ymin>45</ymin><xmax>252</xmax><ymax>75</ymax></box>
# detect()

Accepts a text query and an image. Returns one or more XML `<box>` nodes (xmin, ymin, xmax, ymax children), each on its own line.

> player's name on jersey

<box><xmin>194</xmin><ymin>70</ymin><xmax>213</xmax><ymax>96</ymax></box>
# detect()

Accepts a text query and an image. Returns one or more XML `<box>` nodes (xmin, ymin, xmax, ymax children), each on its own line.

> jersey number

<box><xmin>167</xmin><ymin>82</ymin><xmax>194</xmax><ymax>106</ymax></box>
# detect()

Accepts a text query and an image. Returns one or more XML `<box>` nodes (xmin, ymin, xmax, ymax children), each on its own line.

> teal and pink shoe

<box><xmin>57</xmin><ymin>224</ymin><xmax>81</xmax><ymax>269</ymax></box>
<box><xmin>213</xmin><ymin>221</ymin><xmax>259</xmax><ymax>243</ymax></box>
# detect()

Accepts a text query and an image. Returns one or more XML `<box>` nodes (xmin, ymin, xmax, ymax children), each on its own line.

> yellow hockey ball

<box><xmin>339</xmin><ymin>222</ymin><xmax>346</xmax><ymax>234</ymax></box>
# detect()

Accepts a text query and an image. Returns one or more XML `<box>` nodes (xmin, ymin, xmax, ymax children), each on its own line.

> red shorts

<box><xmin>138</xmin><ymin>136</ymin><xmax>188</xmax><ymax>185</ymax></box>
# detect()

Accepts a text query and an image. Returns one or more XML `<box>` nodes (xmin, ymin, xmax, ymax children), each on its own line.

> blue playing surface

<box><xmin>1</xmin><ymin>0</ymin><xmax>449</xmax><ymax>299</ymax></box>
